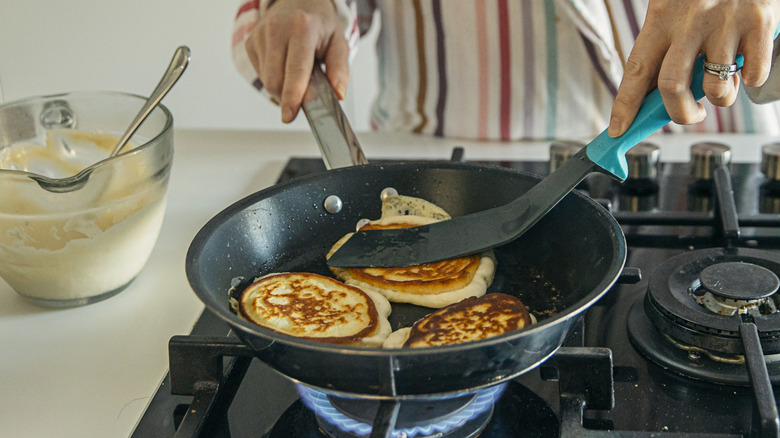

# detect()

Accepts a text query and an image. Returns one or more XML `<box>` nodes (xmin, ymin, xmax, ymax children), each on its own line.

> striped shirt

<box><xmin>233</xmin><ymin>0</ymin><xmax>780</xmax><ymax>140</ymax></box>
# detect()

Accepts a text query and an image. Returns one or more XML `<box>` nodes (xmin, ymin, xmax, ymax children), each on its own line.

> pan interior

<box><xmin>188</xmin><ymin>162</ymin><xmax>624</xmax><ymax>349</ymax></box>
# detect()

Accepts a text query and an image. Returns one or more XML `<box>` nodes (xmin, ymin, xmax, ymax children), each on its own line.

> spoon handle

<box><xmin>110</xmin><ymin>46</ymin><xmax>190</xmax><ymax>157</ymax></box>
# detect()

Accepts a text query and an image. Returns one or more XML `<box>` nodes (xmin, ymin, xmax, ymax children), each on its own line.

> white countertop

<box><xmin>0</xmin><ymin>128</ymin><xmax>776</xmax><ymax>438</ymax></box>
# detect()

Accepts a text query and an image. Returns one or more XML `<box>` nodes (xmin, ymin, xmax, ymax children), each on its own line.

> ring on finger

<box><xmin>703</xmin><ymin>59</ymin><xmax>738</xmax><ymax>81</ymax></box>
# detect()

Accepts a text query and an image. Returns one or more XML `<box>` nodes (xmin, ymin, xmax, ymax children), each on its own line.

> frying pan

<box><xmin>185</xmin><ymin>69</ymin><xmax>626</xmax><ymax>398</ymax></box>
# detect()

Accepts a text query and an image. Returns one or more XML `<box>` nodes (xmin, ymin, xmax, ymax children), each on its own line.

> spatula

<box><xmin>326</xmin><ymin>51</ymin><xmax>751</xmax><ymax>268</ymax></box>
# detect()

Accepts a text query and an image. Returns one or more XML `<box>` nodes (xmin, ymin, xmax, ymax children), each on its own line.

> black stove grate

<box><xmin>132</xmin><ymin>152</ymin><xmax>780</xmax><ymax>438</ymax></box>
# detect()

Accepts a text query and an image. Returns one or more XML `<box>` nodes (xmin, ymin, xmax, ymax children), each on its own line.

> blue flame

<box><xmin>297</xmin><ymin>384</ymin><xmax>506</xmax><ymax>437</ymax></box>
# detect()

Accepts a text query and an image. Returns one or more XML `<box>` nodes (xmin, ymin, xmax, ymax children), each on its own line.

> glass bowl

<box><xmin>0</xmin><ymin>91</ymin><xmax>173</xmax><ymax>307</ymax></box>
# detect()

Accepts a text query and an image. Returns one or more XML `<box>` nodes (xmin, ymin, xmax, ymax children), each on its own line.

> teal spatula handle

<box><xmin>585</xmin><ymin>55</ymin><xmax>721</xmax><ymax>181</ymax></box>
<box><xmin>586</xmin><ymin>24</ymin><xmax>779</xmax><ymax>181</ymax></box>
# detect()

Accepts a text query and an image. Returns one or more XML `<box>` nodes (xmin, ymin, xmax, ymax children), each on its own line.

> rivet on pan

<box><xmin>356</xmin><ymin>218</ymin><xmax>370</xmax><ymax>231</ymax></box>
<box><xmin>380</xmin><ymin>187</ymin><xmax>398</xmax><ymax>200</ymax></box>
<box><xmin>323</xmin><ymin>195</ymin><xmax>343</xmax><ymax>214</ymax></box>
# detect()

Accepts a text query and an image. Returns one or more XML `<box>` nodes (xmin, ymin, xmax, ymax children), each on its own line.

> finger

<box><xmin>740</xmin><ymin>22</ymin><xmax>776</xmax><ymax>87</ymax></box>
<box><xmin>656</xmin><ymin>43</ymin><xmax>706</xmax><ymax>125</ymax></box>
<box><xmin>244</xmin><ymin>31</ymin><xmax>261</xmax><ymax>76</ymax></box>
<box><xmin>702</xmin><ymin>66</ymin><xmax>741</xmax><ymax>107</ymax></box>
<box><xmin>608</xmin><ymin>30</ymin><xmax>667</xmax><ymax>137</ymax></box>
<box><xmin>259</xmin><ymin>25</ymin><xmax>290</xmax><ymax>101</ymax></box>
<box><xmin>702</xmin><ymin>36</ymin><xmax>740</xmax><ymax>107</ymax></box>
<box><xmin>323</xmin><ymin>33</ymin><xmax>351</xmax><ymax>100</ymax></box>
<box><xmin>280</xmin><ymin>32</ymin><xmax>318</xmax><ymax>123</ymax></box>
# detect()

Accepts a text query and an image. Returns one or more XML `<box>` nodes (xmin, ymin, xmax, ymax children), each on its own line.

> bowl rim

<box><xmin>0</xmin><ymin>90</ymin><xmax>173</xmax><ymax>188</ymax></box>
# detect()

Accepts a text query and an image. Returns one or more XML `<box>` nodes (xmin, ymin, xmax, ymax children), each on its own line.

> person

<box><xmin>232</xmin><ymin>0</ymin><xmax>780</xmax><ymax>141</ymax></box>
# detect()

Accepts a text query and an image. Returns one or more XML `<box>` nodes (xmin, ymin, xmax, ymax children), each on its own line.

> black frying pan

<box><xmin>185</xmin><ymin>67</ymin><xmax>625</xmax><ymax>398</ymax></box>
<box><xmin>186</xmin><ymin>159</ymin><xmax>625</xmax><ymax>397</ymax></box>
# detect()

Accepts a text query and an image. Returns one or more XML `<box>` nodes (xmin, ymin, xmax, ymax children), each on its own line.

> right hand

<box><xmin>245</xmin><ymin>0</ymin><xmax>350</xmax><ymax>123</ymax></box>
<box><xmin>608</xmin><ymin>0</ymin><xmax>780</xmax><ymax>138</ymax></box>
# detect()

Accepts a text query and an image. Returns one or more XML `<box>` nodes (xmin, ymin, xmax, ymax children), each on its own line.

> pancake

<box><xmin>236</xmin><ymin>272</ymin><xmax>392</xmax><ymax>347</ymax></box>
<box><xmin>327</xmin><ymin>215</ymin><xmax>496</xmax><ymax>308</ymax></box>
<box><xmin>380</xmin><ymin>194</ymin><xmax>451</xmax><ymax>220</ymax></box>
<box><xmin>383</xmin><ymin>293</ymin><xmax>533</xmax><ymax>348</ymax></box>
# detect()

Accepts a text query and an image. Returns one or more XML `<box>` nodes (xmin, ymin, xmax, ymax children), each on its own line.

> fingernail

<box><xmin>335</xmin><ymin>82</ymin><xmax>347</xmax><ymax>100</ymax></box>
<box><xmin>282</xmin><ymin>107</ymin><xmax>294</xmax><ymax>123</ymax></box>
<box><xmin>608</xmin><ymin>117</ymin><xmax>622</xmax><ymax>138</ymax></box>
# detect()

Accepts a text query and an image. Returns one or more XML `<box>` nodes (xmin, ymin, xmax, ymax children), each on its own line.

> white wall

<box><xmin>0</xmin><ymin>0</ymin><xmax>378</xmax><ymax>132</ymax></box>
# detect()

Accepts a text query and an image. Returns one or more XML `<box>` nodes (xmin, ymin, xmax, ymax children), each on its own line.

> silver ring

<box><xmin>703</xmin><ymin>59</ymin><xmax>738</xmax><ymax>81</ymax></box>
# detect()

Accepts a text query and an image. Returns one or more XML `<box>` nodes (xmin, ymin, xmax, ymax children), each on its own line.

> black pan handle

<box><xmin>301</xmin><ymin>65</ymin><xmax>368</xmax><ymax>169</ymax></box>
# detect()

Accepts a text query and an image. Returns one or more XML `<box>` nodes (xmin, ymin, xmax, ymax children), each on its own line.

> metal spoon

<box><xmin>110</xmin><ymin>45</ymin><xmax>190</xmax><ymax>157</ymax></box>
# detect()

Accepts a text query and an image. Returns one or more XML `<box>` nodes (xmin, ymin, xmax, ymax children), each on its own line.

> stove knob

<box><xmin>625</xmin><ymin>142</ymin><xmax>660</xmax><ymax>180</ymax></box>
<box><xmin>761</xmin><ymin>143</ymin><xmax>780</xmax><ymax>181</ymax></box>
<box><xmin>690</xmin><ymin>142</ymin><xmax>731</xmax><ymax>180</ymax></box>
<box><xmin>549</xmin><ymin>140</ymin><xmax>584</xmax><ymax>172</ymax></box>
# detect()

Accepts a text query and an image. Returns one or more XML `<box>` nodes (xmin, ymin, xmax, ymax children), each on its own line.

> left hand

<box><xmin>608</xmin><ymin>0</ymin><xmax>780</xmax><ymax>137</ymax></box>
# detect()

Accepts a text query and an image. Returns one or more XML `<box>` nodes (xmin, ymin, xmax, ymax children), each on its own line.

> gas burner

<box><xmin>693</xmin><ymin>262</ymin><xmax>780</xmax><ymax>316</ymax></box>
<box><xmin>266</xmin><ymin>381</ymin><xmax>559</xmax><ymax>438</ymax></box>
<box><xmin>628</xmin><ymin>247</ymin><xmax>780</xmax><ymax>385</ymax></box>
<box><xmin>296</xmin><ymin>384</ymin><xmax>504</xmax><ymax>438</ymax></box>
<box><xmin>644</xmin><ymin>247</ymin><xmax>780</xmax><ymax>355</ymax></box>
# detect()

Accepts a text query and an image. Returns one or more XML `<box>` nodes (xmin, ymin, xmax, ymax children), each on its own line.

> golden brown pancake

<box><xmin>383</xmin><ymin>293</ymin><xmax>532</xmax><ymax>348</ymax></box>
<box><xmin>327</xmin><ymin>214</ymin><xmax>496</xmax><ymax>308</ymax></box>
<box><xmin>237</xmin><ymin>272</ymin><xmax>391</xmax><ymax>347</ymax></box>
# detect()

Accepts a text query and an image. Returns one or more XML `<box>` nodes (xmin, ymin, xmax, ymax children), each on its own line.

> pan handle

<box><xmin>302</xmin><ymin>65</ymin><xmax>368</xmax><ymax>169</ymax></box>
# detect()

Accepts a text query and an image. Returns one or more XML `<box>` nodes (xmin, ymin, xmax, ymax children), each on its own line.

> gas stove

<box><xmin>132</xmin><ymin>140</ymin><xmax>780</xmax><ymax>438</ymax></box>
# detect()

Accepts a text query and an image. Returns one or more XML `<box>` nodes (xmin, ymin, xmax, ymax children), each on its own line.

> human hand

<box><xmin>608</xmin><ymin>0</ymin><xmax>780</xmax><ymax>137</ymax></box>
<box><xmin>245</xmin><ymin>0</ymin><xmax>350</xmax><ymax>123</ymax></box>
